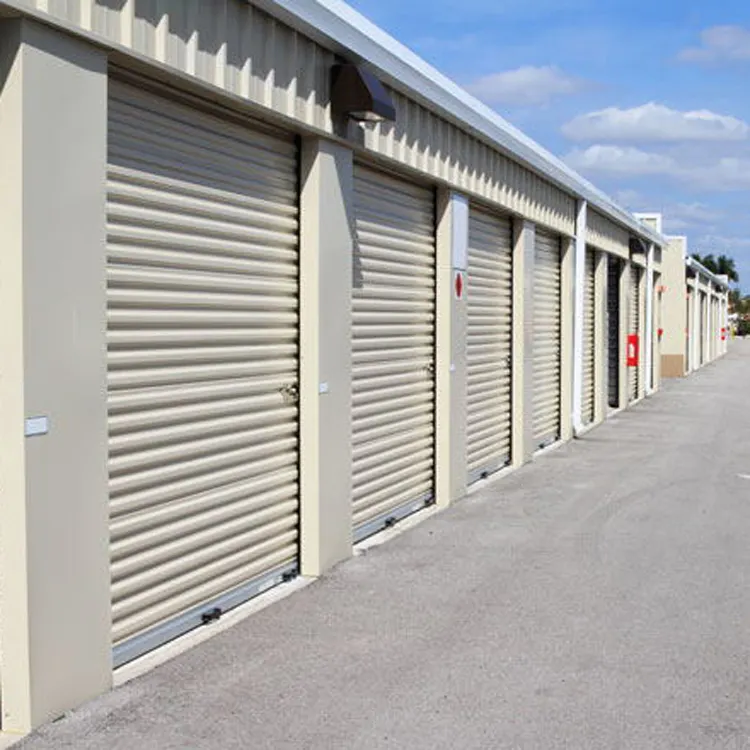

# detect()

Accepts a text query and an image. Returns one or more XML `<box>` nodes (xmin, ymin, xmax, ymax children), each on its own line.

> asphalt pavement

<box><xmin>17</xmin><ymin>340</ymin><xmax>750</xmax><ymax>750</ymax></box>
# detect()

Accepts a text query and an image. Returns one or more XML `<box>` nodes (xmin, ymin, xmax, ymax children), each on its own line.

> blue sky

<box><xmin>346</xmin><ymin>0</ymin><xmax>750</xmax><ymax>290</ymax></box>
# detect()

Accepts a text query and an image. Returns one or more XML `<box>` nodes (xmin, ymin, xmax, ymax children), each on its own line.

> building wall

<box><xmin>660</xmin><ymin>237</ymin><xmax>688</xmax><ymax>377</ymax></box>
<box><xmin>0</xmin><ymin>18</ymin><xmax>111</xmax><ymax>733</ymax></box>
<box><xmin>8</xmin><ymin>0</ymin><xmax>577</xmax><ymax>235</ymax></box>
<box><xmin>586</xmin><ymin>208</ymin><xmax>630</xmax><ymax>260</ymax></box>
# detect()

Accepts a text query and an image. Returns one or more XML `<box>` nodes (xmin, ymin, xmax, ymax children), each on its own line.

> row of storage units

<box><xmin>0</xmin><ymin>0</ymin><xmax>699</xmax><ymax>735</ymax></box>
<box><xmin>685</xmin><ymin>276</ymin><xmax>729</xmax><ymax>373</ymax></box>
<box><xmin>105</xmin><ymin>78</ymin><xmax>658</xmax><ymax>666</ymax></box>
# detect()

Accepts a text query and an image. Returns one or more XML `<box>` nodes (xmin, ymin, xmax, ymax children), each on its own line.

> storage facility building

<box><xmin>0</xmin><ymin>0</ymin><xmax>729</xmax><ymax>736</ymax></box>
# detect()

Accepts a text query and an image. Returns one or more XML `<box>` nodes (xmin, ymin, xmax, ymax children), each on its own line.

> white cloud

<box><xmin>564</xmin><ymin>144</ymin><xmax>750</xmax><ymax>191</ymax></box>
<box><xmin>565</xmin><ymin>145</ymin><xmax>676</xmax><ymax>175</ymax></box>
<box><xmin>466</xmin><ymin>66</ymin><xmax>586</xmax><ymax>106</ymax></box>
<box><xmin>562</xmin><ymin>103</ymin><xmax>750</xmax><ymax>143</ymax></box>
<box><xmin>668</xmin><ymin>202</ymin><xmax>723</xmax><ymax>224</ymax></box>
<box><xmin>679</xmin><ymin>25</ymin><xmax>750</xmax><ymax>63</ymax></box>
<box><xmin>663</xmin><ymin>205</ymin><xmax>722</xmax><ymax>233</ymax></box>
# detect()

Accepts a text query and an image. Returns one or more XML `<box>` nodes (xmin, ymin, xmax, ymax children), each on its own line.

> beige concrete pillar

<box><xmin>0</xmin><ymin>19</ymin><xmax>111</xmax><ymax>734</ymax></box>
<box><xmin>514</xmin><ymin>220</ymin><xmax>535</xmax><ymax>465</ymax></box>
<box><xmin>593</xmin><ymin>250</ymin><xmax>607</xmax><ymax>424</ymax></box>
<box><xmin>436</xmin><ymin>190</ymin><xmax>468</xmax><ymax>506</ymax></box>
<box><xmin>560</xmin><ymin>237</ymin><xmax>575</xmax><ymax>442</ymax></box>
<box><xmin>299</xmin><ymin>139</ymin><xmax>354</xmax><ymax>576</ymax></box>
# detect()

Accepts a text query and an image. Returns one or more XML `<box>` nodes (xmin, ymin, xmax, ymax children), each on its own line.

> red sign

<box><xmin>627</xmin><ymin>334</ymin><xmax>640</xmax><ymax>367</ymax></box>
<box><xmin>454</xmin><ymin>271</ymin><xmax>464</xmax><ymax>300</ymax></box>
<box><xmin>658</xmin><ymin>328</ymin><xmax>664</xmax><ymax>339</ymax></box>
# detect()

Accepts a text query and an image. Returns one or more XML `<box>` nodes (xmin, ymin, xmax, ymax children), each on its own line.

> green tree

<box><xmin>691</xmin><ymin>253</ymin><xmax>739</xmax><ymax>284</ymax></box>
<box><xmin>715</xmin><ymin>254</ymin><xmax>739</xmax><ymax>283</ymax></box>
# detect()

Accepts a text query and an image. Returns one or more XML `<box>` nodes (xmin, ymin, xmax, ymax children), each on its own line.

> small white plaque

<box><xmin>319</xmin><ymin>382</ymin><xmax>330</xmax><ymax>394</ymax></box>
<box><xmin>451</xmin><ymin>194</ymin><xmax>469</xmax><ymax>271</ymax></box>
<box><xmin>25</xmin><ymin>416</ymin><xmax>49</xmax><ymax>437</ymax></box>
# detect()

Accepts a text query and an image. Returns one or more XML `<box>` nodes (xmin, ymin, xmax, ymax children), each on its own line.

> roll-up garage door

<box><xmin>533</xmin><ymin>230</ymin><xmax>562</xmax><ymax>448</ymax></box>
<box><xmin>352</xmin><ymin>165</ymin><xmax>436</xmax><ymax>542</ymax></box>
<box><xmin>107</xmin><ymin>81</ymin><xmax>300</xmax><ymax>666</ymax></box>
<box><xmin>699</xmin><ymin>292</ymin><xmax>706</xmax><ymax>366</ymax></box>
<box><xmin>466</xmin><ymin>207</ymin><xmax>513</xmax><ymax>483</ymax></box>
<box><xmin>628</xmin><ymin>265</ymin><xmax>640</xmax><ymax>402</ymax></box>
<box><xmin>582</xmin><ymin>249</ymin><xmax>596</xmax><ymax>425</ymax></box>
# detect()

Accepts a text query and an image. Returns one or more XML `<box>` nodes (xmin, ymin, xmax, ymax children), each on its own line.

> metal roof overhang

<box><xmin>252</xmin><ymin>0</ymin><xmax>666</xmax><ymax>248</ymax></box>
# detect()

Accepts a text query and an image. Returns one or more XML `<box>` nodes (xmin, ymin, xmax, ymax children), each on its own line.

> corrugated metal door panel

<box><xmin>352</xmin><ymin>165</ymin><xmax>436</xmax><ymax>540</ymax></box>
<box><xmin>628</xmin><ymin>265</ymin><xmax>640</xmax><ymax>402</ymax></box>
<box><xmin>607</xmin><ymin>256</ymin><xmax>620</xmax><ymax>408</ymax></box>
<box><xmin>699</xmin><ymin>292</ymin><xmax>706</xmax><ymax>365</ymax></box>
<box><xmin>582</xmin><ymin>249</ymin><xmax>596</xmax><ymax>425</ymax></box>
<box><xmin>107</xmin><ymin>81</ymin><xmax>300</xmax><ymax>664</ymax></box>
<box><xmin>466</xmin><ymin>207</ymin><xmax>513</xmax><ymax>483</ymax></box>
<box><xmin>533</xmin><ymin>230</ymin><xmax>562</xmax><ymax>447</ymax></box>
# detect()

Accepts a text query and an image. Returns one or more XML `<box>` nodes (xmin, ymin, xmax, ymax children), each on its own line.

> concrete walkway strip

<box><xmin>13</xmin><ymin>341</ymin><xmax>750</xmax><ymax>750</ymax></box>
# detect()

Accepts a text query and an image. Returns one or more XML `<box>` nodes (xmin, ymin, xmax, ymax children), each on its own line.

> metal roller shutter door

<box><xmin>466</xmin><ymin>207</ymin><xmax>513</xmax><ymax>483</ymax></box>
<box><xmin>699</xmin><ymin>292</ymin><xmax>706</xmax><ymax>365</ymax></box>
<box><xmin>533</xmin><ymin>230</ymin><xmax>562</xmax><ymax>448</ymax></box>
<box><xmin>107</xmin><ymin>82</ymin><xmax>300</xmax><ymax>665</ymax></box>
<box><xmin>352</xmin><ymin>165</ymin><xmax>436</xmax><ymax>541</ymax></box>
<box><xmin>582</xmin><ymin>249</ymin><xmax>596</xmax><ymax>425</ymax></box>
<box><xmin>628</xmin><ymin>265</ymin><xmax>640</xmax><ymax>402</ymax></box>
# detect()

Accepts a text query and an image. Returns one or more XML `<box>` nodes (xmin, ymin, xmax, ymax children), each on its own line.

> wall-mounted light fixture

<box><xmin>331</xmin><ymin>63</ymin><xmax>396</xmax><ymax>124</ymax></box>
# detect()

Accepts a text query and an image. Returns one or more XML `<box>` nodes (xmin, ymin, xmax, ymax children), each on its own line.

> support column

<box><xmin>0</xmin><ymin>19</ymin><xmax>111</xmax><ymax>734</ymax></box>
<box><xmin>618</xmin><ymin>262</ymin><xmax>630</xmax><ymax>408</ymax></box>
<box><xmin>510</xmin><ymin>219</ymin><xmax>526</xmax><ymax>467</ymax></box>
<box><xmin>299</xmin><ymin>139</ymin><xmax>354</xmax><ymax>576</ymax></box>
<box><xmin>593</xmin><ymin>251</ymin><xmax>607</xmax><ymax>424</ymax></box>
<box><xmin>571</xmin><ymin>201</ymin><xmax>587</xmax><ymax>434</ymax></box>
<box><xmin>516</xmin><ymin>220</ymin><xmax>535</xmax><ymax>465</ymax></box>
<box><xmin>693</xmin><ymin>281</ymin><xmax>701</xmax><ymax>370</ymax></box>
<box><xmin>436</xmin><ymin>191</ymin><xmax>468</xmax><ymax>506</ymax></box>
<box><xmin>560</xmin><ymin>237</ymin><xmax>575</xmax><ymax>442</ymax></box>
<box><xmin>644</xmin><ymin>244</ymin><xmax>655</xmax><ymax>395</ymax></box>
<box><xmin>638</xmin><ymin>263</ymin><xmax>647</xmax><ymax>400</ymax></box>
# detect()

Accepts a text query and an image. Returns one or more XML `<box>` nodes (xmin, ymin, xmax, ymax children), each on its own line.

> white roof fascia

<box><xmin>253</xmin><ymin>0</ymin><xmax>665</xmax><ymax>247</ymax></box>
<box><xmin>685</xmin><ymin>257</ymin><xmax>730</xmax><ymax>290</ymax></box>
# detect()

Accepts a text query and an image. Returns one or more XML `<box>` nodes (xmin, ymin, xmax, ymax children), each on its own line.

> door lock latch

<box><xmin>280</xmin><ymin>383</ymin><xmax>300</xmax><ymax>404</ymax></box>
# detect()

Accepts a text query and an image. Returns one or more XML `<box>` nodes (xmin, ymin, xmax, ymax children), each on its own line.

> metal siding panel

<box><xmin>466</xmin><ymin>206</ymin><xmax>513</xmax><ymax>483</ymax></box>
<box><xmin>586</xmin><ymin>208</ymin><xmax>630</xmax><ymax>259</ymax></box>
<box><xmin>352</xmin><ymin>165</ymin><xmax>436</xmax><ymax>539</ymax></box>
<box><xmin>107</xmin><ymin>81</ymin><xmax>299</xmax><ymax>660</ymax></box>
<box><xmin>533</xmin><ymin>230</ymin><xmax>562</xmax><ymax>447</ymax></box>
<box><xmin>582</xmin><ymin>249</ymin><xmax>596</xmax><ymax>425</ymax></box>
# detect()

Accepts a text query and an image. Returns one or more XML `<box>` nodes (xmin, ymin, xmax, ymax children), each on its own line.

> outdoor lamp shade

<box><xmin>331</xmin><ymin>63</ymin><xmax>396</xmax><ymax>123</ymax></box>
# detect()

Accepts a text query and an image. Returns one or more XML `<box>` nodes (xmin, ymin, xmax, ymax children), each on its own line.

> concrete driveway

<box><xmin>16</xmin><ymin>341</ymin><xmax>750</xmax><ymax>750</ymax></box>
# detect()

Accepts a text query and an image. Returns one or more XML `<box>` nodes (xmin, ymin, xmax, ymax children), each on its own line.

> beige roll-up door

<box><xmin>466</xmin><ymin>207</ymin><xmax>513</xmax><ymax>483</ymax></box>
<box><xmin>582</xmin><ymin>249</ymin><xmax>596</xmax><ymax>425</ymax></box>
<box><xmin>352</xmin><ymin>165</ymin><xmax>436</xmax><ymax>542</ymax></box>
<box><xmin>107</xmin><ymin>81</ymin><xmax>300</xmax><ymax>666</ymax></box>
<box><xmin>699</xmin><ymin>292</ymin><xmax>706</xmax><ymax>366</ymax></box>
<box><xmin>533</xmin><ymin>229</ymin><xmax>562</xmax><ymax>448</ymax></box>
<box><xmin>628</xmin><ymin>265</ymin><xmax>640</xmax><ymax>402</ymax></box>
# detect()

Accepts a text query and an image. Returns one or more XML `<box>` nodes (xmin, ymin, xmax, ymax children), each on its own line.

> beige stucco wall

<box><xmin>299</xmin><ymin>138</ymin><xmax>354</xmax><ymax>576</ymax></box>
<box><xmin>436</xmin><ymin>191</ymin><xmax>468</xmax><ymax>506</ymax></box>
<box><xmin>659</xmin><ymin>237</ymin><xmax>688</xmax><ymax>377</ymax></box>
<box><xmin>0</xmin><ymin>18</ymin><xmax>111</xmax><ymax>733</ymax></box>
